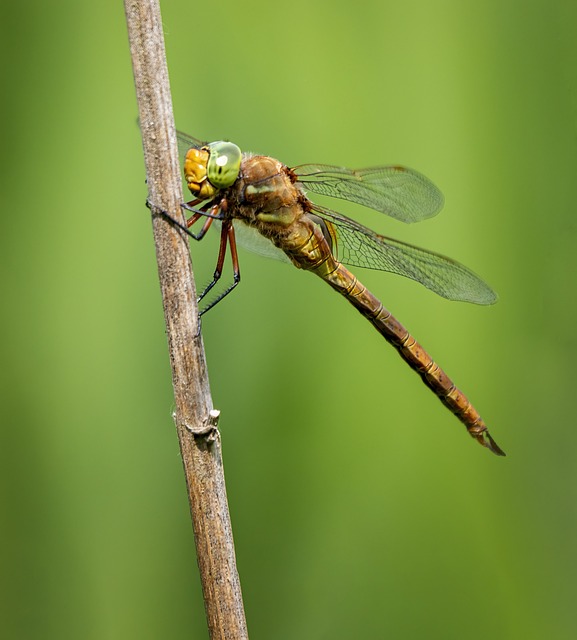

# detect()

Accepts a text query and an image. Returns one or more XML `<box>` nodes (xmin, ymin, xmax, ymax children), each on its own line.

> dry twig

<box><xmin>124</xmin><ymin>1</ymin><xmax>248</xmax><ymax>637</ymax></box>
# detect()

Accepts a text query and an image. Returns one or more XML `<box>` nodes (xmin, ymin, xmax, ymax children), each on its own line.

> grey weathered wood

<box><xmin>124</xmin><ymin>1</ymin><xmax>248</xmax><ymax>637</ymax></box>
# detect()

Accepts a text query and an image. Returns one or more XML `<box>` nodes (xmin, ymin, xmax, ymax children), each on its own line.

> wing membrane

<box><xmin>176</xmin><ymin>130</ymin><xmax>207</xmax><ymax>163</ymax></box>
<box><xmin>311</xmin><ymin>204</ymin><xmax>496</xmax><ymax>305</ymax></box>
<box><xmin>294</xmin><ymin>163</ymin><xmax>444</xmax><ymax>223</ymax></box>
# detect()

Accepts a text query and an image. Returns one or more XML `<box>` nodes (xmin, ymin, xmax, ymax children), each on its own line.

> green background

<box><xmin>2</xmin><ymin>1</ymin><xmax>576</xmax><ymax>638</ymax></box>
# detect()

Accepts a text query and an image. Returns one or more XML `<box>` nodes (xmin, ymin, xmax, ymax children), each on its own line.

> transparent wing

<box><xmin>176</xmin><ymin>130</ymin><xmax>207</xmax><ymax>163</ymax></box>
<box><xmin>231</xmin><ymin>220</ymin><xmax>292</xmax><ymax>265</ymax></box>
<box><xmin>293</xmin><ymin>163</ymin><xmax>444</xmax><ymax>223</ymax></box>
<box><xmin>310</xmin><ymin>204</ymin><xmax>496</xmax><ymax>305</ymax></box>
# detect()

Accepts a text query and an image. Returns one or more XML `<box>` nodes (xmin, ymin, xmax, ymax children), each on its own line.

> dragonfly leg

<box><xmin>147</xmin><ymin>197</ymin><xmax>239</xmax><ymax>316</ymax></box>
<box><xmin>199</xmin><ymin>219</ymin><xmax>241</xmax><ymax>316</ymax></box>
<box><xmin>186</xmin><ymin>211</ymin><xmax>214</xmax><ymax>241</ymax></box>
<box><xmin>146</xmin><ymin>198</ymin><xmax>212</xmax><ymax>242</ymax></box>
<box><xmin>182</xmin><ymin>200</ymin><xmax>224</xmax><ymax>220</ymax></box>
<box><xmin>146</xmin><ymin>197</ymin><xmax>225</xmax><ymax>242</ymax></box>
<box><xmin>183</xmin><ymin>203</ymin><xmax>221</xmax><ymax>241</ymax></box>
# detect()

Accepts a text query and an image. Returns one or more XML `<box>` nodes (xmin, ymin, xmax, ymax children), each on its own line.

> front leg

<box><xmin>146</xmin><ymin>198</ymin><xmax>221</xmax><ymax>242</ymax></box>
<box><xmin>177</xmin><ymin>201</ymin><xmax>226</xmax><ymax>241</ymax></box>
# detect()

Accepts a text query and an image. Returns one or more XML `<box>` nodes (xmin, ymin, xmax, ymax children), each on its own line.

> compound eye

<box><xmin>206</xmin><ymin>141</ymin><xmax>242</xmax><ymax>189</ymax></box>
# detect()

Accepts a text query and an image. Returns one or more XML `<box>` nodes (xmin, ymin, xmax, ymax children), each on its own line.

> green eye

<box><xmin>206</xmin><ymin>141</ymin><xmax>242</xmax><ymax>189</ymax></box>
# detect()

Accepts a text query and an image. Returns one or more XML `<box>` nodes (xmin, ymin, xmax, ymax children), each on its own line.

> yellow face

<box><xmin>183</xmin><ymin>141</ymin><xmax>242</xmax><ymax>199</ymax></box>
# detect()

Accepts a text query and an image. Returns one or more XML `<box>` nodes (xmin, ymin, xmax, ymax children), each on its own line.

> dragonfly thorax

<box><xmin>232</xmin><ymin>155</ymin><xmax>303</xmax><ymax>228</ymax></box>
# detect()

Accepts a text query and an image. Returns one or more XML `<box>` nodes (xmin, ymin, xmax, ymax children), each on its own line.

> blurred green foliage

<box><xmin>2</xmin><ymin>1</ymin><xmax>577</xmax><ymax>638</ymax></box>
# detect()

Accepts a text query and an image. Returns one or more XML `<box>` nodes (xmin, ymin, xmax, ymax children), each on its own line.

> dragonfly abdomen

<box><xmin>323</xmin><ymin>263</ymin><xmax>505</xmax><ymax>456</ymax></box>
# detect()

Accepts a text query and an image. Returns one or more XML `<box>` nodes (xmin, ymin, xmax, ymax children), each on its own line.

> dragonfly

<box><xmin>168</xmin><ymin>130</ymin><xmax>505</xmax><ymax>456</ymax></box>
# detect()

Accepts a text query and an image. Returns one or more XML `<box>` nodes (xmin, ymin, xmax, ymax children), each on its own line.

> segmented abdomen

<box><xmin>321</xmin><ymin>262</ymin><xmax>505</xmax><ymax>455</ymax></box>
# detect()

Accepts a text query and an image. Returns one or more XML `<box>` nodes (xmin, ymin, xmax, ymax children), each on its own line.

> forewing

<box><xmin>311</xmin><ymin>204</ymin><xmax>496</xmax><ymax>305</ymax></box>
<box><xmin>176</xmin><ymin>130</ymin><xmax>207</xmax><ymax>163</ymax></box>
<box><xmin>294</xmin><ymin>163</ymin><xmax>444</xmax><ymax>223</ymax></box>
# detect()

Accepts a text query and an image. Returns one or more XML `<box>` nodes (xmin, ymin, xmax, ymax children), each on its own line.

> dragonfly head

<box><xmin>184</xmin><ymin>141</ymin><xmax>242</xmax><ymax>199</ymax></box>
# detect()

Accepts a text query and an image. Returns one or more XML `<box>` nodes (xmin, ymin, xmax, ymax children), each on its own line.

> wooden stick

<box><xmin>124</xmin><ymin>1</ymin><xmax>248</xmax><ymax>637</ymax></box>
